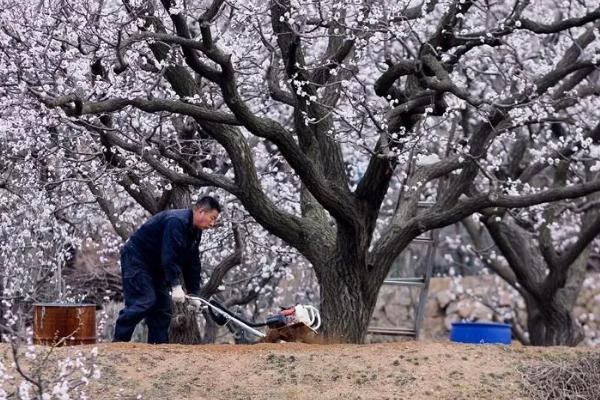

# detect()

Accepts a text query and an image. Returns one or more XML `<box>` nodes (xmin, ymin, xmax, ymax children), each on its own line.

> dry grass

<box><xmin>519</xmin><ymin>352</ymin><xmax>600</xmax><ymax>400</ymax></box>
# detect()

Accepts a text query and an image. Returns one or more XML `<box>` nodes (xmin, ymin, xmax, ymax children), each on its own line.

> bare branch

<box><xmin>462</xmin><ymin>217</ymin><xmax>520</xmax><ymax>290</ymax></box>
<box><xmin>198</xmin><ymin>0</ymin><xmax>226</xmax><ymax>23</ymax></box>
<box><xmin>433</xmin><ymin>181</ymin><xmax>600</xmax><ymax>230</ymax></box>
<box><xmin>200</xmin><ymin>222</ymin><xmax>243</xmax><ymax>298</ymax></box>
<box><xmin>558</xmin><ymin>214</ymin><xmax>600</xmax><ymax>268</ymax></box>
<box><xmin>86</xmin><ymin>180</ymin><xmax>131</xmax><ymax>241</ymax></box>
<box><xmin>519</xmin><ymin>7</ymin><xmax>600</xmax><ymax>34</ymax></box>
<box><xmin>389</xmin><ymin>0</ymin><xmax>439</xmax><ymax>23</ymax></box>
<box><xmin>99</xmin><ymin>127</ymin><xmax>238</xmax><ymax>192</ymax></box>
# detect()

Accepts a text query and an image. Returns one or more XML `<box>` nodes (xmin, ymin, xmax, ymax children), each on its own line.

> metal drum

<box><xmin>33</xmin><ymin>303</ymin><xmax>97</xmax><ymax>346</ymax></box>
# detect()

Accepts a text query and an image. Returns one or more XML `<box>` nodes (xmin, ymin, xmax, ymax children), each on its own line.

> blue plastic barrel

<box><xmin>450</xmin><ymin>322</ymin><xmax>512</xmax><ymax>345</ymax></box>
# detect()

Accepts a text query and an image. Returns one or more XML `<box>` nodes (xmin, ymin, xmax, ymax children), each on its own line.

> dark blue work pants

<box><xmin>113</xmin><ymin>244</ymin><xmax>172</xmax><ymax>344</ymax></box>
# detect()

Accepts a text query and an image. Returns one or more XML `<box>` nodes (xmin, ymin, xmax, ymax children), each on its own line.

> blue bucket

<box><xmin>450</xmin><ymin>322</ymin><xmax>512</xmax><ymax>345</ymax></box>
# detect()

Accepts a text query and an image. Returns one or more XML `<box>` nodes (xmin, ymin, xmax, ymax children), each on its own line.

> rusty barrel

<box><xmin>33</xmin><ymin>303</ymin><xmax>97</xmax><ymax>346</ymax></box>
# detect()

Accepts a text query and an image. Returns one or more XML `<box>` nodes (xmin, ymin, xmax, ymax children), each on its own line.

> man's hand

<box><xmin>171</xmin><ymin>285</ymin><xmax>186</xmax><ymax>303</ymax></box>
<box><xmin>188</xmin><ymin>297</ymin><xmax>203</xmax><ymax>310</ymax></box>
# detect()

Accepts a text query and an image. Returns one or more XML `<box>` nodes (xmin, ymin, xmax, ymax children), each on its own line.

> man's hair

<box><xmin>194</xmin><ymin>196</ymin><xmax>221</xmax><ymax>213</ymax></box>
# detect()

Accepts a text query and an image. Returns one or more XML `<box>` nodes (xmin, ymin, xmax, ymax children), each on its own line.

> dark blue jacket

<box><xmin>127</xmin><ymin>209</ymin><xmax>202</xmax><ymax>294</ymax></box>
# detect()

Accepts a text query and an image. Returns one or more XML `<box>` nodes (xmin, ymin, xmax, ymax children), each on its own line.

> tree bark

<box><xmin>318</xmin><ymin>256</ymin><xmax>378</xmax><ymax>343</ymax></box>
<box><xmin>316</xmin><ymin>224</ymin><xmax>382</xmax><ymax>343</ymax></box>
<box><xmin>525</xmin><ymin>295</ymin><xmax>584</xmax><ymax>346</ymax></box>
<box><xmin>169</xmin><ymin>302</ymin><xmax>203</xmax><ymax>344</ymax></box>
<box><xmin>526</xmin><ymin>244</ymin><xmax>590</xmax><ymax>346</ymax></box>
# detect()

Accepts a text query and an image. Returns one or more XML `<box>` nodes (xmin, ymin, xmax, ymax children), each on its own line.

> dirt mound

<box><xmin>0</xmin><ymin>340</ymin><xmax>589</xmax><ymax>399</ymax></box>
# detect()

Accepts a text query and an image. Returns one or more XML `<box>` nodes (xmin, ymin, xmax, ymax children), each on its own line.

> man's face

<box><xmin>193</xmin><ymin>208</ymin><xmax>220</xmax><ymax>230</ymax></box>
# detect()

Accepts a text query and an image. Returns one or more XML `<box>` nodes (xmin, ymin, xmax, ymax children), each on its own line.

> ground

<box><xmin>0</xmin><ymin>340</ymin><xmax>589</xmax><ymax>399</ymax></box>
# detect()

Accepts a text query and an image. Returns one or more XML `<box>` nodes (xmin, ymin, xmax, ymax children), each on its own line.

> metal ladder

<box><xmin>368</xmin><ymin>202</ymin><xmax>437</xmax><ymax>339</ymax></box>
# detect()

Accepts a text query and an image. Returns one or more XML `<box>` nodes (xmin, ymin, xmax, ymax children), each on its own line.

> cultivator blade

<box><xmin>261</xmin><ymin>322</ymin><xmax>319</xmax><ymax>343</ymax></box>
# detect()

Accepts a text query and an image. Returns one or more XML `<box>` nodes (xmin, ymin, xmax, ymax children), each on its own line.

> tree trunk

<box><xmin>318</xmin><ymin>249</ymin><xmax>379</xmax><ymax>343</ymax></box>
<box><xmin>525</xmin><ymin>296</ymin><xmax>584</xmax><ymax>346</ymax></box>
<box><xmin>525</xmin><ymin>246</ymin><xmax>589</xmax><ymax>346</ymax></box>
<box><xmin>169</xmin><ymin>302</ymin><xmax>203</xmax><ymax>344</ymax></box>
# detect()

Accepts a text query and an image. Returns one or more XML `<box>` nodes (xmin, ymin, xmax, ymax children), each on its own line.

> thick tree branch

<box><xmin>215</xmin><ymin>68</ymin><xmax>357</xmax><ymax>227</ymax></box>
<box><xmin>219</xmin><ymin>76</ymin><xmax>358</xmax><ymax>225</ymax></box>
<box><xmin>421</xmin><ymin>54</ymin><xmax>485</xmax><ymax>106</ymax></box>
<box><xmin>119</xmin><ymin>172</ymin><xmax>161</xmax><ymax>214</ymax></box>
<box><xmin>361</xmin><ymin>0</ymin><xmax>477</xmax><ymax>215</ymax></box>
<box><xmin>428</xmin><ymin>0</ymin><xmax>476</xmax><ymax>51</ymax></box>
<box><xmin>116</xmin><ymin>5</ymin><xmax>330</xmax><ymax>262</ymax></box>
<box><xmin>373</xmin><ymin>60</ymin><xmax>415</xmax><ymax>97</ymax></box>
<box><xmin>368</xmin><ymin>156</ymin><xmax>462</xmax><ymax>277</ymax></box>
<box><xmin>534</xmin><ymin>23</ymin><xmax>599</xmax><ymax>94</ymax></box>
<box><xmin>437</xmin><ymin>109</ymin><xmax>506</xmax><ymax>209</ymax></box>
<box><xmin>387</xmin><ymin>155</ymin><xmax>464</xmax><ymax>228</ymax></box>
<box><xmin>35</xmin><ymin>93</ymin><xmax>240</xmax><ymax>125</ymax></box>
<box><xmin>197</xmin><ymin>121</ymin><xmax>335</xmax><ymax>260</ymax></box>
<box><xmin>270</xmin><ymin>0</ymin><xmax>349</xmax><ymax>190</ymax></box>
<box><xmin>432</xmin><ymin>181</ymin><xmax>600</xmax><ymax>229</ymax></box>
<box><xmin>266</xmin><ymin>53</ymin><xmax>297</xmax><ymax>106</ymax></box>
<box><xmin>482</xmin><ymin>217</ymin><xmax>544</xmax><ymax>297</ymax></box>
<box><xmin>448</xmin><ymin>7</ymin><xmax>599</xmax><ymax>57</ymax></box>
<box><xmin>538</xmin><ymin>160</ymin><xmax>570</xmax><ymax>270</ymax></box>
<box><xmin>115</xmin><ymin>31</ymin><xmax>213</xmax><ymax>71</ymax></box>
<box><xmin>310</xmin><ymin>21</ymin><xmax>355</xmax><ymax>86</ymax></box>
<box><xmin>372</xmin><ymin>179</ymin><xmax>600</xmax><ymax>277</ymax></box>
<box><xmin>535</xmin><ymin>61</ymin><xmax>597</xmax><ymax>95</ymax></box>
<box><xmin>159</xmin><ymin>0</ymin><xmax>223</xmax><ymax>81</ymax></box>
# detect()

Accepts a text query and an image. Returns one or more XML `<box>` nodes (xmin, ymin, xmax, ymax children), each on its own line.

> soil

<box><xmin>0</xmin><ymin>340</ymin><xmax>590</xmax><ymax>400</ymax></box>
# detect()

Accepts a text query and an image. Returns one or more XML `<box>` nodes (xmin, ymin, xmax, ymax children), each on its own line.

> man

<box><xmin>113</xmin><ymin>196</ymin><xmax>221</xmax><ymax>344</ymax></box>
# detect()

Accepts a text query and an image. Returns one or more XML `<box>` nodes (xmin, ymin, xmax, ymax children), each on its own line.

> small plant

<box><xmin>0</xmin><ymin>337</ymin><xmax>101</xmax><ymax>400</ymax></box>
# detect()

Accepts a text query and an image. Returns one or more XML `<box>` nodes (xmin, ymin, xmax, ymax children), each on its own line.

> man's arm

<box><xmin>161</xmin><ymin>218</ymin><xmax>186</xmax><ymax>288</ymax></box>
<box><xmin>183</xmin><ymin>240</ymin><xmax>202</xmax><ymax>295</ymax></box>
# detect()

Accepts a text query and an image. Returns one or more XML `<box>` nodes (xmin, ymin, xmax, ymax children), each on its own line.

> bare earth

<box><xmin>1</xmin><ymin>340</ymin><xmax>588</xmax><ymax>400</ymax></box>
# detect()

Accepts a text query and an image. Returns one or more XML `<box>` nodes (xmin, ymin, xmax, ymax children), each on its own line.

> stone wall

<box><xmin>369</xmin><ymin>273</ymin><xmax>600</xmax><ymax>346</ymax></box>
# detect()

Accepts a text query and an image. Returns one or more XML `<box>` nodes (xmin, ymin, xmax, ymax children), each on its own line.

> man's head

<box><xmin>192</xmin><ymin>196</ymin><xmax>221</xmax><ymax>230</ymax></box>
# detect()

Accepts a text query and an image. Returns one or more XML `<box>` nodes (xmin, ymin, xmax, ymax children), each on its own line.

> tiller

<box><xmin>186</xmin><ymin>295</ymin><xmax>321</xmax><ymax>343</ymax></box>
